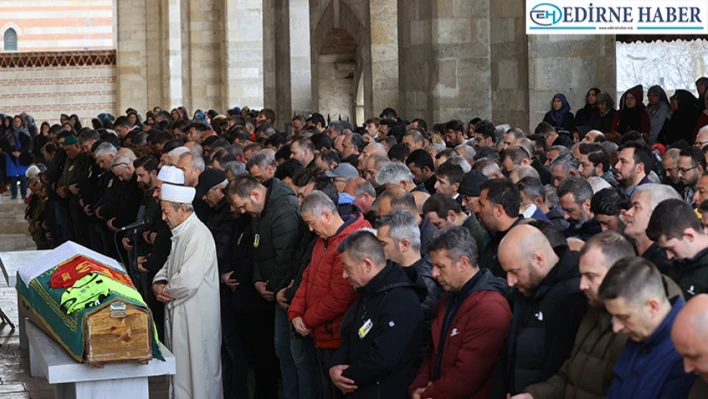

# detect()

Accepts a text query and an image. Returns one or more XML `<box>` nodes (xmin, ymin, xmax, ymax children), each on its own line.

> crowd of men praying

<box><xmin>8</xmin><ymin>80</ymin><xmax>708</xmax><ymax>398</ymax></box>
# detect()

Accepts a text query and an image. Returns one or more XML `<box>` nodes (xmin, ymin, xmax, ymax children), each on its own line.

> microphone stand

<box><xmin>113</xmin><ymin>227</ymin><xmax>145</xmax><ymax>297</ymax></box>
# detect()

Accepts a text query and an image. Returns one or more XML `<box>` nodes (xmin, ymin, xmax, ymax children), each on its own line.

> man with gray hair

<box><xmin>289</xmin><ymin>190</ymin><xmax>370</xmax><ymax>399</ymax></box>
<box><xmin>177</xmin><ymin>151</ymin><xmax>208</xmax><ymax>221</ymax></box>
<box><xmin>247</xmin><ymin>152</ymin><xmax>277</xmax><ymax>183</ymax></box>
<box><xmin>622</xmin><ymin>184</ymin><xmax>681</xmax><ymax>274</ymax></box>
<box><xmin>545</xmin><ymin>145</ymin><xmax>571</xmax><ymax>166</ymax></box>
<box><xmin>663</xmin><ymin>147</ymin><xmax>683</xmax><ymax>190</ymax></box>
<box><xmin>558</xmin><ymin>177</ymin><xmax>601</xmax><ymax>240</ymax></box>
<box><xmin>330</xmin><ymin>230</ymin><xmax>424</xmax><ymax>398</ymax></box>
<box><xmin>550</xmin><ymin>153</ymin><xmax>580</xmax><ymax>188</ymax></box>
<box><xmin>357</xmin><ymin>142</ymin><xmax>387</xmax><ymax>173</ymax></box>
<box><xmin>376</xmin><ymin>162</ymin><xmax>427</xmax><ymax>193</ymax></box>
<box><xmin>454</xmin><ymin>144</ymin><xmax>476</xmax><ymax>167</ymax></box>
<box><xmin>223</xmin><ymin>161</ymin><xmax>247</xmax><ymax>182</ymax></box>
<box><xmin>376</xmin><ymin>209</ymin><xmax>442</xmax><ymax>337</ymax></box>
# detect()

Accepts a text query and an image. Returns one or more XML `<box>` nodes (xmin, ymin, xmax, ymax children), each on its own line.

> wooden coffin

<box><xmin>83</xmin><ymin>299</ymin><xmax>153</xmax><ymax>366</ymax></box>
<box><xmin>17</xmin><ymin>248</ymin><xmax>157</xmax><ymax>367</ymax></box>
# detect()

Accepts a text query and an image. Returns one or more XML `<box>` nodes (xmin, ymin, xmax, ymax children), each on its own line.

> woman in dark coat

<box><xmin>574</xmin><ymin>87</ymin><xmax>601</xmax><ymax>127</ymax></box>
<box><xmin>69</xmin><ymin>114</ymin><xmax>82</xmax><ymax>131</ymax></box>
<box><xmin>588</xmin><ymin>92</ymin><xmax>616</xmax><ymax>133</ymax></box>
<box><xmin>646</xmin><ymin>85</ymin><xmax>671</xmax><ymax>143</ymax></box>
<box><xmin>611</xmin><ymin>87</ymin><xmax>651</xmax><ymax>135</ymax></box>
<box><xmin>542</xmin><ymin>93</ymin><xmax>575</xmax><ymax>134</ymax></box>
<box><xmin>659</xmin><ymin>90</ymin><xmax>701</xmax><ymax>145</ymax></box>
<box><xmin>4</xmin><ymin>115</ymin><xmax>32</xmax><ymax>199</ymax></box>
<box><xmin>32</xmin><ymin>121</ymin><xmax>50</xmax><ymax>164</ymax></box>
<box><xmin>0</xmin><ymin>116</ymin><xmax>11</xmax><ymax>193</ymax></box>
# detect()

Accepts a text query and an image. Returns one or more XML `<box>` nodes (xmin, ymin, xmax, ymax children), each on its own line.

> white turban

<box><xmin>157</xmin><ymin>165</ymin><xmax>185</xmax><ymax>185</ymax></box>
<box><xmin>160</xmin><ymin>183</ymin><xmax>195</xmax><ymax>204</ymax></box>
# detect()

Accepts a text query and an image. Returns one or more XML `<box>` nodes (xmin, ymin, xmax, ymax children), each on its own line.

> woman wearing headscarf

<box><xmin>574</xmin><ymin>88</ymin><xmax>601</xmax><ymax>127</ymax></box>
<box><xmin>0</xmin><ymin>116</ymin><xmax>11</xmax><ymax>193</ymax></box>
<box><xmin>170</xmin><ymin>108</ymin><xmax>182</xmax><ymax>121</ymax></box>
<box><xmin>69</xmin><ymin>114</ymin><xmax>83</xmax><ymax>131</ymax></box>
<box><xmin>127</xmin><ymin>110</ymin><xmax>144</xmax><ymax>128</ymax></box>
<box><xmin>179</xmin><ymin>106</ymin><xmax>189</xmax><ymax>121</ymax></box>
<box><xmin>4</xmin><ymin>115</ymin><xmax>32</xmax><ymax>199</ymax></box>
<box><xmin>696</xmin><ymin>77</ymin><xmax>708</xmax><ymax>112</ymax></box>
<box><xmin>611</xmin><ymin>87</ymin><xmax>651</xmax><ymax>135</ymax></box>
<box><xmin>693</xmin><ymin>94</ymin><xmax>708</xmax><ymax>143</ymax></box>
<box><xmin>588</xmin><ymin>92</ymin><xmax>616</xmax><ymax>133</ymax></box>
<box><xmin>23</xmin><ymin>114</ymin><xmax>38</xmax><ymax>138</ymax></box>
<box><xmin>33</xmin><ymin>121</ymin><xmax>50</xmax><ymax>163</ymax></box>
<box><xmin>659</xmin><ymin>90</ymin><xmax>701</xmax><ymax>145</ymax></box>
<box><xmin>542</xmin><ymin>93</ymin><xmax>575</xmax><ymax>133</ymax></box>
<box><xmin>646</xmin><ymin>85</ymin><xmax>671</xmax><ymax>143</ymax></box>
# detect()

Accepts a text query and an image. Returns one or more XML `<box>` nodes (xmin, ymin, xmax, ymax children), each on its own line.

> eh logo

<box><xmin>530</xmin><ymin>3</ymin><xmax>563</xmax><ymax>26</ymax></box>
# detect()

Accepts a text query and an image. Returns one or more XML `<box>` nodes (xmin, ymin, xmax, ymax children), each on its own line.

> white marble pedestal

<box><xmin>26</xmin><ymin>319</ymin><xmax>175</xmax><ymax>399</ymax></box>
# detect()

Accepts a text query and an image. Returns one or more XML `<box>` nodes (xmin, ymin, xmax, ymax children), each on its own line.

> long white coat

<box><xmin>154</xmin><ymin>213</ymin><xmax>223</xmax><ymax>399</ymax></box>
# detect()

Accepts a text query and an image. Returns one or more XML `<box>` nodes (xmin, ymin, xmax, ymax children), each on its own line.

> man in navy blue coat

<box><xmin>600</xmin><ymin>257</ymin><xmax>696</xmax><ymax>399</ymax></box>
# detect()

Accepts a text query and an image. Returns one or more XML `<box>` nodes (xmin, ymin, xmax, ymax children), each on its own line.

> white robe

<box><xmin>154</xmin><ymin>213</ymin><xmax>223</xmax><ymax>399</ymax></box>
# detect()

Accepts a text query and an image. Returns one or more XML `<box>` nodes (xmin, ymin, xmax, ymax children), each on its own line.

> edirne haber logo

<box><xmin>526</xmin><ymin>0</ymin><xmax>708</xmax><ymax>35</ymax></box>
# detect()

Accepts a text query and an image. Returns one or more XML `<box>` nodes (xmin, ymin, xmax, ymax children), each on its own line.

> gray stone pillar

<box><xmin>222</xmin><ymin>0</ymin><xmax>265</xmax><ymax>110</ymax></box>
<box><xmin>186</xmin><ymin>0</ymin><xmax>224</xmax><ymax>113</ymax></box>
<box><xmin>398</xmin><ymin>0</ymin><xmax>492</xmax><ymax>124</ymax></box>
<box><xmin>290</xmin><ymin>0</ymin><xmax>312</xmax><ymax>115</ymax></box>
<box><xmin>162</xmin><ymin>0</ymin><xmax>183</xmax><ymax>110</ymax></box>
<box><xmin>264</xmin><ymin>0</ymin><xmax>292</xmax><ymax>129</ymax></box>
<box><xmin>491</xmin><ymin>0</ymin><xmax>529</xmax><ymax>130</ymax></box>
<box><xmin>116</xmin><ymin>0</ymin><xmax>149</xmax><ymax>113</ymax></box>
<box><xmin>364</xmin><ymin>0</ymin><xmax>399</xmax><ymax>118</ymax></box>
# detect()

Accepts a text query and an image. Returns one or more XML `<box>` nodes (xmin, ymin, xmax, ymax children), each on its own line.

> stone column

<box><xmin>116</xmin><ymin>0</ymin><xmax>149</xmax><ymax>113</ymax></box>
<box><xmin>222</xmin><ymin>0</ymin><xmax>264</xmax><ymax>111</ymax></box>
<box><xmin>491</xmin><ymin>0</ymin><xmax>529</xmax><ymax>130</ymax></box>
<box><xmin>145</xmin><ymin>0</ymin><xmax>162</xmax><ymax>109</ymax></box>
<box><xmin>161</xmin><ymin>0</ymin><xmax>183</xmax><ymax>110</ymax></box>
<box><xmin>527</xmin><ymin>35</ymin><xmax>616</xmax><ymax>130</ymax></box>
<box><xmin>290</xmin><ymin>0</ymin><xmax>312</xmax><ymax>115</ymax></box>
<box><xmin>263</xmin><ymin>0</ymin><xmax>292</xmax><ymax>129</ymax></box>
<box><xmin>364</xmin><ymin>0</ymin><xmax>399</xmax><ymax>118</ymax></box>
<box><xmin>398</xmin><ymin>0</ymin><xmax>492</xmax><ymax>124</ymax></box>
<box><xmin>186</xmin><ymin>0</ymin><xmax>223</xmax><ymax>113</ymax></box>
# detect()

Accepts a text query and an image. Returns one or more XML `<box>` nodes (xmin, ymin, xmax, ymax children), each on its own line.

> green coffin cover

<box><xmin>16</xmin><ymin>263</ymin><xmax>164</xmax><ymax>363</ymax></box>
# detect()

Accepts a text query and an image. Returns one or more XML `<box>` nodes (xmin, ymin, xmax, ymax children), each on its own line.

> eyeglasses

<box><xmin>696</xmin><ymin>141</ymin><xmax>708</xmax><ymax>148</ymax></box>
<box><xmin>678</xmin><ymin>166</ymin><xmax>699</xmax><ymax>174</ymax></box>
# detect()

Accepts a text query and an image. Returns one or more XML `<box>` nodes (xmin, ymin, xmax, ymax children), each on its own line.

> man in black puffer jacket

<box><xmin>376</xmin><ymin>208</ymin><xmax>443</xmax><ymax>355</ymax></box>
<box><xmin>226</xmin><ymin>175</ymin><xmax>307</xmax><ymax>399</ymax></box>
<box><xmin>495</xmin><ymin>224</ymin><xmax>588</xmax><ymax>397</ymax></box>
<box><xmin>330</xmin><ymin>230</ymin><xmax>425</xmax><ymax>399</ymax></box>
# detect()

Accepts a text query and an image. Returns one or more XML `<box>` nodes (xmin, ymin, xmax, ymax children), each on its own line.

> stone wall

<box><xmin>490</xmin><ymin>0</ymin><xmax>529</xmax><ymax>130</ymax></box>
<box><xmin>528</xmin><ymin>35</ymin><xmax>616</xmax><ymax>130</ymax></box>
<box><xmin>399</xmin><ymin>0</ymin><xmax>492</xmax><ymax>124</ymax></box>
<box><xmin>0</xmin><ymin>64</ymin><xmax>116</xmax><ymax>124</ymax></box>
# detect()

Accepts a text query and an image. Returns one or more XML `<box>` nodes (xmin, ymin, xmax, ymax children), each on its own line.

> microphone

<box><xmin>115</xmin><ymin>217</ymin><xmax>152</xmax><ymax>233</ymax></box>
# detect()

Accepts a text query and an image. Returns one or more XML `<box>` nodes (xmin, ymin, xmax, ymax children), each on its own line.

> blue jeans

<box><xmin>9</xmin><ymin>175</ymin><xmax>26</xmax><ymax>198</ymax></box>
<box><xmin>291</xmin><ymin>334</ymin><xmax>320</xmax><ymax>399</ymax></box>
<box><xmin>275</xmin><ymin>306</ymin><xmax>299</xmax><ymax>399</ymax></box>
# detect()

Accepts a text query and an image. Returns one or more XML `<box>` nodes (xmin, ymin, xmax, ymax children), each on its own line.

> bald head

<box><xmin>499</xmin><ymin>224</ymin><xmax>559</xmax><ymax>296</ymax></box>
<box><xmin>673</xmin><ymin>294</ymin><xmax>708</xmax><ymax>381</ymax></box>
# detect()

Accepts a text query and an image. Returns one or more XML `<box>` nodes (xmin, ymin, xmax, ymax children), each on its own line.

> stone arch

<box><xmin>310</xmin><ymin>0</ymin><xmax>367</xmax><ymax>122</ymax></box>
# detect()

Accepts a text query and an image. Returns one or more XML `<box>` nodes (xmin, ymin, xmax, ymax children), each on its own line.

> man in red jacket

<box><xmin>288</xmin><ymin>190</ymin><xmax>371</xmax><ymax>399</ymax></box>
<box><xmin>409</xmin><ymin>226</ymin><xmax>512</xmax><ymax>399</ymax></box>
